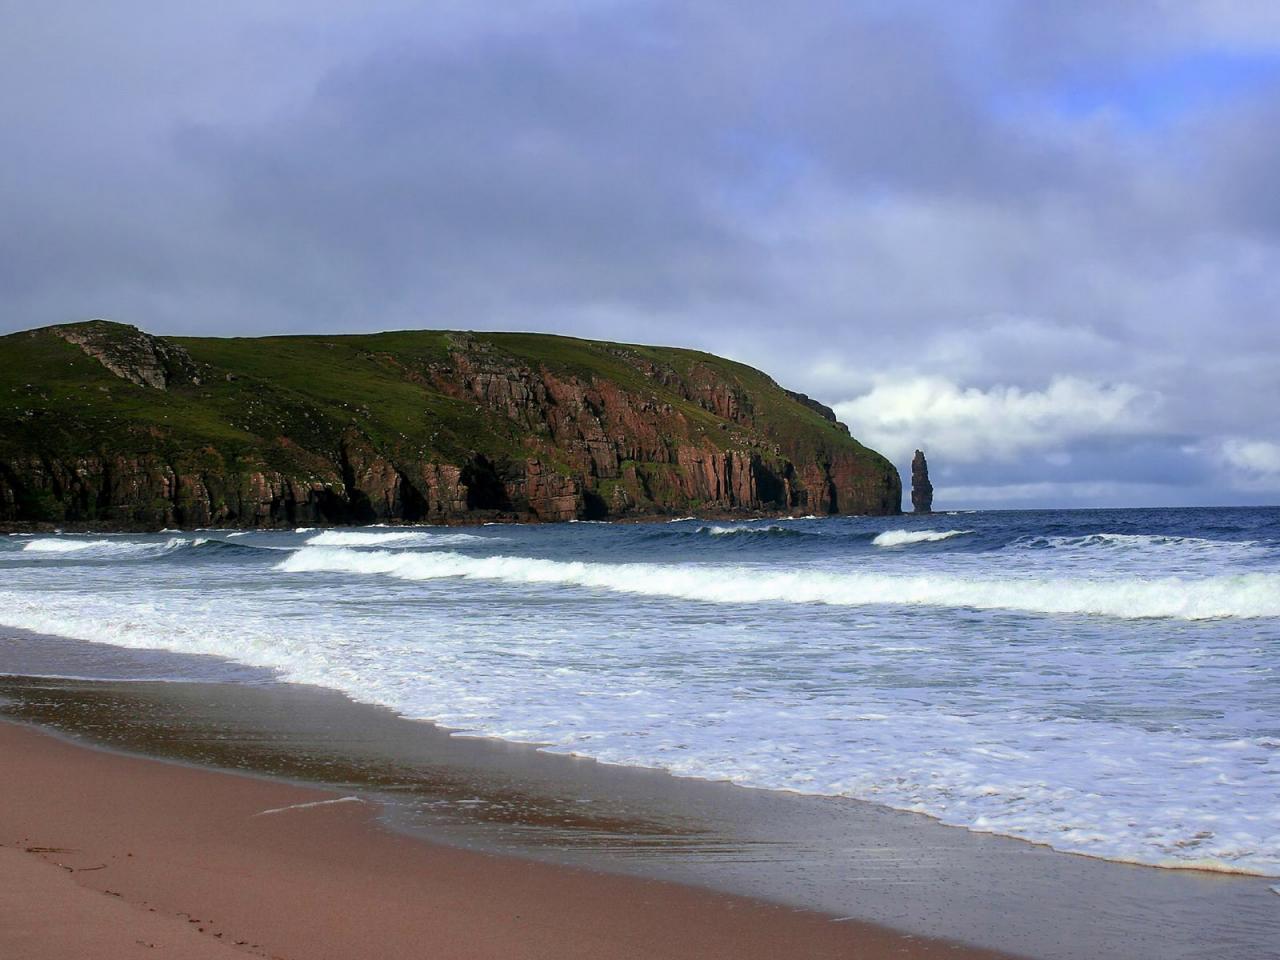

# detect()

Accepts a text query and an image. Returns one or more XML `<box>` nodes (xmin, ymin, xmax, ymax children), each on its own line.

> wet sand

<box><xmin>1</xmin><ymin>633</ymin><xmax>1278</xmax><ymax>959</ymax></box>
<box><xmin>0</xmin><ymin>720</ymin><xmax>1011</xmax><ymax>960</ymax></box>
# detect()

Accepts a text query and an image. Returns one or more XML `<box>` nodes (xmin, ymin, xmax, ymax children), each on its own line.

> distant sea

<box><xmin>2</xmin><ymin>507</ymin><xmax>1277</xmax><ymax>877</ymax></box>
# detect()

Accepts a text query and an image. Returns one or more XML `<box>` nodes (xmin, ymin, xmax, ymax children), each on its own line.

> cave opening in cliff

<box><xmin>460</xmin><ymin>455</ymin><xmax>511</xmax><ymax>511</ymax></box>
<box><xmin>398</xmin><ymin>473</ymin><xmax>430</xmax><ymax>522</ymax></box>
<box><xmin>750</xmin><ymin>460</ymin><xmax>787</xmax><ymax>509</ymax></box>
<box><xmin>580</xmin><ymin>490</ymin><xmax>609</xmax><ymax>521</ymax></box>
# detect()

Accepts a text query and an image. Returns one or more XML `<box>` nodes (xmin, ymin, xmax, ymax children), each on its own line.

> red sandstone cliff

<box><xmin>0</xmin><ymin>322</ymin><xmax>901</xmax><ymax>528</ymax></box>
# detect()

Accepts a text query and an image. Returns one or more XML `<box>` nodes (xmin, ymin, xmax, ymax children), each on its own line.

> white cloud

<box><xmin>800</xmin><ymin>316</ymin><xmax>1130</xmax><ymax>398</ymax></box>
<box><xmin>938</xmin><ymin>480</ymin><xmax>1189</xmax><ymax>506</ymax></box>
<box><xmin>832</xmin><ymin>375</ymin><xmax>1160</xmax><ymax>463</ymax></box>
<box><xmin>1217</xmin><ymin>437</ymin><xmax>1280</xmax><ymax>491</ymax></box>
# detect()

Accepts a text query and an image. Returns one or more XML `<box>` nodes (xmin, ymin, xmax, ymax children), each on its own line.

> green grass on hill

<box><xmin>1</xmin><ymin>321</ymin><xmax>890</xmax><ymax>493</ymax></box>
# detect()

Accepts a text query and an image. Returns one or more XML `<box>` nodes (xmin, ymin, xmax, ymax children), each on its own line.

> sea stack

<box><xmin>911</xmin><ymin>449</ymin><xmax>933</xmax><ymax>514</ymax></box>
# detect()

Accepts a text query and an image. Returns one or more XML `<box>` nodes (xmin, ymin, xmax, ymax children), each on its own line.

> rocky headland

<box><xmin>0</xmin><ymin>320</ymin><xmax>901</xmax><ymax>530</ymax></box>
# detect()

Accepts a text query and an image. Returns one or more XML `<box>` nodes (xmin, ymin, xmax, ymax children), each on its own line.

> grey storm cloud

<box><xmin>1</xmin><ymin>0</ymin><xmax>1278</xmax><ymax>506</ymax></box>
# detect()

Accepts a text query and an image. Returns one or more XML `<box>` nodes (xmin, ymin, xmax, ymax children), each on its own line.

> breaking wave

<box><xmin>16</xmin><ymin>537</ymin><xmax>202</xmax><ymax>558</ymax></box>
<box><xmin>7</xmin><ymin>536</ymin><xmax>290</xmax><ymax>561</ymax></box>
<box><xmin>1011</xmin><ymin>533</ymin><xmax>1263</xmax><ymax>554</ymax></box>
<box><xmin>21</xmin><ymin>539</ymin><xmax>118</xmax><ymax>553</ymax></box>
<box><xmin>6</xmin><ymin>505</ymin><xmax>1280</xmax><ymax>880</ymax></box>
<box><xmin>696</xmin><ymin>524</ymin><xmax>805</xmax><ymax>537</ymax></box>
<box><xmin>872</xmin><ymin>529</ymin><xmax>972</xmax><ymax>547</ymax></box>
<box><xmin>277</xmin><ymin>547</ymin><xmax>1280</xmax><ymax>620</ymax></box>
<box><xmin>304</xmin><ymin>529</ymin><xmax>495</xmax><ymax>547</ymax></box>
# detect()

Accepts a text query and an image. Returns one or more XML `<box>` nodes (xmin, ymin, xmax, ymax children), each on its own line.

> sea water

<box><xmin>2</xmin><ymin>507</ymin><xmax>1277</xmax><ymax>877</ymax></box>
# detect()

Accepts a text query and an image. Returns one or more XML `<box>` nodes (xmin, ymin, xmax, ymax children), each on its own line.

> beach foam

<box><xmin>1</xmin><ymin>574</ymin><xmax>1276</xmax><ymax>877</ymax></box>
<box><xmin>4</xmin><ymin>506</ymin><xmax>1278</xmax><ymax>878</ymax></box>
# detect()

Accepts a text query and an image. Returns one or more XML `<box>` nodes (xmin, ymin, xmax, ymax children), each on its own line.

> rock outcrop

<box><xmin>911</xmin><ymin>449</ymin><xmax>933</xmax><ymax>514</ymax></box>
<box><xmin>783</xmin><ymin>390</ymin><xmax>846</xmax><ymax>430</ymax></box>
<box><xmin>0</xmin><ymin>321</ymin><xmax>902</xmax><ymax>529</ymax></box>
<box><xmin>52</xmin><ymin>319</ymin><xmax>201</xmax><ymax>390</ymax></box>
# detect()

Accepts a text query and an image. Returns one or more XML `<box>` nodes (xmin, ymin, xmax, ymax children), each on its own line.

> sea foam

<box><xmin>22</xmin><ymin>539</ymin><xmax>116</xmax><ymax>553</ymax></box>
<box><xmin>277</xmin><ymin>547</ymin><xmax>1280</xmax><ymax>620</ymax></box>
<box><xmin>5</xmin><ymin>508</ymin><xmax>1279</xmax><ymax>879</ymax></box>
<box><xmin>304</xmin><ymin>529</ymin><xmax>494</xmax><ymax>547</ymax></box>
<box><xmin>872</xmin><ymin>529</ymin><xmax>971</xmax><ymax>546</ymax></box>
<box><xmin>2</xmin><ymin>569</ymin><xmax>1276</xmax><ymax>877</ymax></box>
<box><xmin>1011</xmin><ymin>532</ymin><xmax>1262</xmax><ymax>555</ymax></box>
<box><xmin>16</xmin><ymin>537</ymin><xmax>200</xmax><ymax>557</ymax></box>
<box><xmin>697</xmin><ymin>524</ymin><xmax>798</xmax><ymax>537</ymax></box>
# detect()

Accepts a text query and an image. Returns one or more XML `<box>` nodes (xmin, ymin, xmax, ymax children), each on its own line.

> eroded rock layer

<box><xmin>1</xmin><ymin>321</ymin><xmax>901</xmax><ymax>529</ymax></box>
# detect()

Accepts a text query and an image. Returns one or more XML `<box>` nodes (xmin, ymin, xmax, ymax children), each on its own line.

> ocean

<box><xmin>2</xmin><ymin>506</ymin><xmax>1277</xmax><ymax>879</ymax></box>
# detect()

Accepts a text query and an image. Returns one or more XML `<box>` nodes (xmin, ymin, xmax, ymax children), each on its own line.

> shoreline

<box><xmin>2</xmin><ymin>646</ymin><xmax>1278</xmax><ymax>959</ymax></box>
<box><xmin>0</xmin><ymin>717</ymin><xmax>1011</xmax><ymax>960</ymax></box>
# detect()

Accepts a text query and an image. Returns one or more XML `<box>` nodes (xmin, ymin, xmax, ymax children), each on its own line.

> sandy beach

<box><xmin>2</xmin><ymin>649</ymin><xmax>1278</xmax><ymax>960</ymax></box>
<box><xmin>0</xmin><ymin>719</ymin><xmax>1018</xmax><ymax>960</ymax></box>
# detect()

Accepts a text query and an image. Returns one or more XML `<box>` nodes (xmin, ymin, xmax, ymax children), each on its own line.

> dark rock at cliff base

<box><xmin>911</xmin><ymin>450</ymin><xmax>933</xmax><ymax>514</ymax></box>
<box><xmin>0</xmin><ymin>320</ymin><xmax>903</xmax><ymax>529</ymax></box>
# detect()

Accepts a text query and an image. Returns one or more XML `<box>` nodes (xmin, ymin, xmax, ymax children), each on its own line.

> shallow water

<box><xmin>2</xmin><ymin>507</ymin><xmax>1278</xmax><ymax>876</ymax></box>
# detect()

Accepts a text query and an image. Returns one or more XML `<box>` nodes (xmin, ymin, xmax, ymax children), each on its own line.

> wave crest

<box><xmin>696</xmin><ymin>524</ymin><xmax>803</xmax><ymax>537</ymax></box>
<box><xmin>276</xmin><ymin>547</ymin><xmax>1280</xmax><ymax>620</ymax></box>
<box><xmin>1011</xmin><ymin>532</ymin><xmax>1262</xmax><ymax>553</ymax></box>
<box><xmin>304</xmin><ymin>529</ymin><xmax>493</xmax><ymax>547</ymax></box>
<box><xmin>872</xmin><ymin>529</ymin><xmax>971</xmax><ymax>547</ymax></box>
<box><xmin>17</xmin><ymin>537</ymin><xmax>201</xmax><ymax>557</ymax></box>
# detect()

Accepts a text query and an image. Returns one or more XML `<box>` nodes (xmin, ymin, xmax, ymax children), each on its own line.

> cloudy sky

<box><xmin>3</xmin><ymin>1</ymin><xmax>1278</xmax><ymax>508</ymax></box>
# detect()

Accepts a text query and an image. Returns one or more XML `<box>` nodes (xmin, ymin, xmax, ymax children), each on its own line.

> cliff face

<box><xmin>0</xmin><ymin>321</ymin><xmax>901</xmax><ymax>529</ymax></box>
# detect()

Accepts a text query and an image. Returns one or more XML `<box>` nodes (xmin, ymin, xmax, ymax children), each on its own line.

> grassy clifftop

<box><xmin>0</xmin><ymin>320</ymin><xmax>900</xmax><ymax>528</ymax></box>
